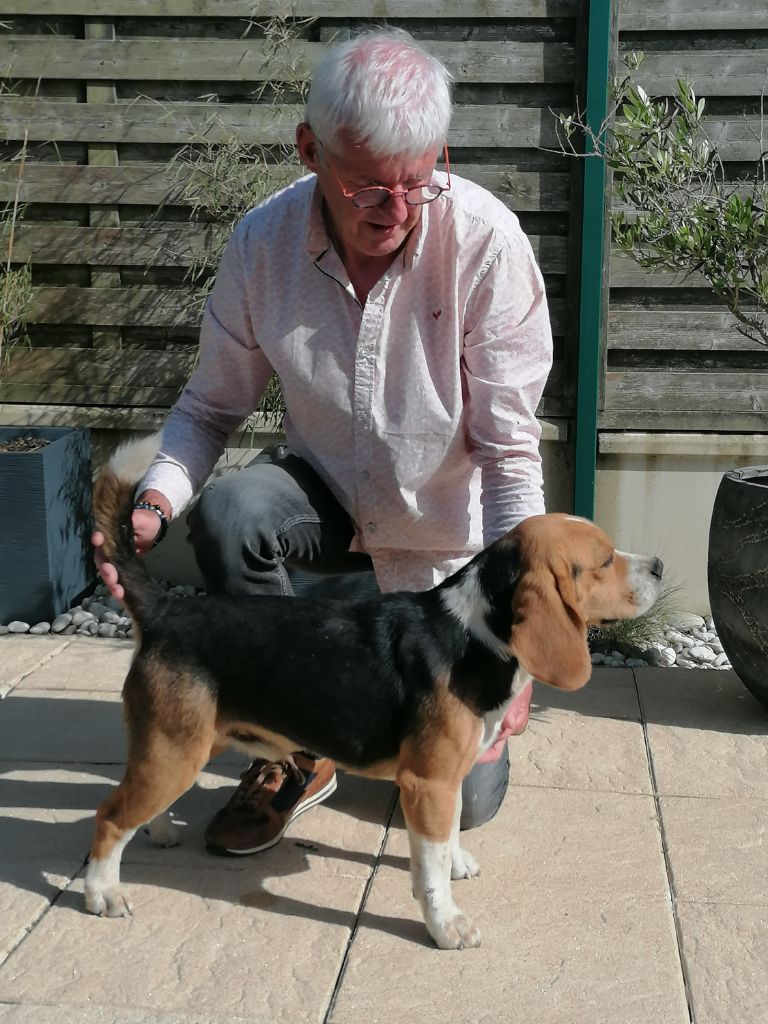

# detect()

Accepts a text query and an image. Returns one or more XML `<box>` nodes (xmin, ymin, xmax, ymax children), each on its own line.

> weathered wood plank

<box><xmin>7</xmin><ymin>224</ymin><xmax>571</xmax><ymax>271</ymax></box>
<box><xmin>610</xmin><ymin>252</ymin><xmax>710</xmax><ymax>288</ymax></box>
<box><xmin>631</xmin><ymin>51</ymin><xmax>768</xmax><ymax>98</ymax></box>
<box><xmin>5</xmin><ymin>345</ymin><xmax>197</xmax><ymax>385</ymax></box>
<box><xmin>0</xmin><ymin>162</ymin><xmax>571</xmax><ymax>211</ymax></box>
<box><xmin>609</xmin><ymin>309</ymin><xmax>768</xmax><ymax>352</ymax></box>
<box><xmin>29</xmin><ymin>285</ymin><xmax>199</xmax><ymax>325</ymax></box>
<box><xmin>0</xmin><ymin>100</ymin><xmax>564</xmax><ymax>148</ymax></box>
<box><xmin>3</xmin><ymin>39</ymin><xmax>575</xmax><ymax>84</ymax></box>
<box><xmin>0</xmin><ymin>383</ymin><xmax>184</xmax><ymax>404</ymax></box>
<box><xmin>0</xmin><ymin>1</ymin><xmax>579</xmax><ymax>18</ymax></box>
<box><xmin>604</xmin><ymin>370</ymin><xmax>768</xmax><ymax>418</ymax></box>
<box><xmin>620</xmin><ymin>0</ymin><xmax>768</xmax><ymax>30</ymax></box>
<box><xmin>0</xmin><ymin>401</ymin><xmax>171</xmax><ymax>431</ymax></box>
<box><xmin>598</xmin><ymin>409</ymin><xmax>768</xmax><ymax>431</ymax></box>
<box><xmin>8</xmin><ymin>223</ymin><xmax>226</xmax><ymax>265</ymax></box>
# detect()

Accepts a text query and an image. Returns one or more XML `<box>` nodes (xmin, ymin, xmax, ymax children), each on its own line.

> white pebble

<box><xmin>668</xmin><ymin>612</ymin><xmax>706</xmax><ymax>630</ymax></box>
<box><xmin>29</xmin><ymin>622</ymin><xmax>51</xmax><ymax>634</ymax></box>
<box><xmin>688</xmin><ymin>645</ymin><xmax>718</xmax><ymax>664</ymax></box>
<box><xmin>100</xmin><ymin>610</ymin><xmax>121</xmax><ymax>624</ymax></box>
<box><xmin>0</xmin><ymin>624</ymin><xmax>8</xmax><ymax>635</ymax></box>
<box><xmin>8</xmin><ymin>621</ymin><xmax>30</xmax><ymax>633</ymax></box>
<box><xmin>72</xmin><ymin>609</ymin><xmax>95</xmax><ymax>626</ymax></box>
<box><xmin>714</xmin><ymin>652</ymin><xmax>731</xmax><ymax>668</ymax></box>
<box><xmin>98</xmin><ymin>623</ymin><xmax>117</xmax><ymax>638</ymax></box>
<box><xmin>51</xmin><ymin>612</ymin><xmax>74</xmax><ymax>633</ymax></box>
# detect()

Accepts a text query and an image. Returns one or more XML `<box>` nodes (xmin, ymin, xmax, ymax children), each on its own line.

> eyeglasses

<box><xmin>318</xmin><ymin>141</ymin><xmax>451</xmax><ymax>209</ymax></box>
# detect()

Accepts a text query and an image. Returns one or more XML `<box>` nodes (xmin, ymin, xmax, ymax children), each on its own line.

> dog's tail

<box><xmin>93</xmin><ymin>433</ymin><xmax>167</xmax><ymax>626</ymax></box>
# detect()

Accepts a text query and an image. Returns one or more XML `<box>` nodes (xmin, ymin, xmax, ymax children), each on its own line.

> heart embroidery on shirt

<box><xmin>432</xmin><ymin>310</ymin><xmax>442</xmax><ymax>319</ymax></box>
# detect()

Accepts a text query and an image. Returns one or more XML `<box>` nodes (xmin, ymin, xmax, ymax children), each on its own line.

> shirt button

<box><xmin>366</xmin><ymin>522</ymin><xmax>377</xmax><ymax>533</ymax></box>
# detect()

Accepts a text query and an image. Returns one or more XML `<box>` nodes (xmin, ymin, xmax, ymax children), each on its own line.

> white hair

<box><xmin>304</xmin><ymin>28</ymin><xmax>453</xmax><ymax>158</ymax></box>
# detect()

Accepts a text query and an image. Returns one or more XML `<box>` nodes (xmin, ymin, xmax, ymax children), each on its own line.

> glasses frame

<box><xmin>318</xmin><ymin>141</ymin><xmax>452</xmax><ymax>209</ymax></box>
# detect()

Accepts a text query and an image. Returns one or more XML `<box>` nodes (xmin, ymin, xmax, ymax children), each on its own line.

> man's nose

<box><xmin>383</xmin><ymin>190</ymin><xmax>410</xmax><ymax>222</ymax></box>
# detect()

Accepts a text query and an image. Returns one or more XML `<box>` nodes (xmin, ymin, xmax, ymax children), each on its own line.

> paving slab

<box><xmin>507</xmin><ymin>668</ymin><xmax>651</xmax><ymax>794</ymax></box>
<box><xmin>0</xmin><ymin>637</ymin><xmax>72</xmax><ymax>697</ymax></box>
<box><xmin>12</xmin><ymin>638</ymin><xmax>133</xmax><ymax>694</ymax></box>
<box><xmin>0</xmin><ymin>690</ymin><xmax>125</xmax><ymax>764</ymax></box>
<box><xmin>0</xmin><ymin>1005</ymin><xmax>252</xmax><ymax>1024</ymax></box>
<box><xmin>0</xmin><ymin>863</ymin><xmax>366</xmax><ymax>1023</ymax></box>
<box><xmin>637</xmin><ymin>668</ymin><xmax>768</xmax><ymax>798</ymax></box>
<box><xmin>660</xmin><ymin>796</ymin><xmax>768</xmax><ymax>905</ymax></box>
<box><xmin>676</xmin><ymin>902</ymin><xmax>768</xmax><ymax>1024</ymax></box>
<box><xmin>330</xmin><ymin>786</ymin><xmax>688</xmax><ymax>1024</ymax></box>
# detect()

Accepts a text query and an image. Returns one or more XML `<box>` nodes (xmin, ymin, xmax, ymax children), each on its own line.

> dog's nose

<box><xmin>650</xmin><ymin>557</ymin><xmax>664</xmax><ymax>579</ymax></box>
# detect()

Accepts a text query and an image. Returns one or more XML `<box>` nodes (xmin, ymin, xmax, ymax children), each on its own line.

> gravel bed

<box><xmin>0</xmin><ymin>589</ymin><xmax>731</xmax><ymax>671</ymax></box>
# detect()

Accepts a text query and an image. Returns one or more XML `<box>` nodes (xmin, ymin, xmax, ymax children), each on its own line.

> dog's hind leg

<box><xmin>85</xmin><ymin>730</ymin><xmax>213</xmax><ymax>918</ymax></box>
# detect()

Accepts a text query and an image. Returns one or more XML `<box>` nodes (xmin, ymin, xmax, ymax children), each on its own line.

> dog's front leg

<box><xmin>449</xmin><ymin>789</ymin><xmax>480</xmax><ymax>881</ymax></box>
<box><xmin>399</xmin><ymin>776</ymin><xmax>481</xmax><ymax>950</ymax></box>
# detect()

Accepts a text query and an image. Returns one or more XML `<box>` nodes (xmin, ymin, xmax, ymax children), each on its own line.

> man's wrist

<box><xmin>135</xmin><ymin>489</ymin><xmax>172</xmax><ymax>521</ymax></box>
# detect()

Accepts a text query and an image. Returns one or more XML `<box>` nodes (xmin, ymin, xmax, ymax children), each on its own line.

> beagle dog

<box><xmin>85</xmin><ymin>437</ymin><xmax>663</xmax><ymax>950</ymax></box>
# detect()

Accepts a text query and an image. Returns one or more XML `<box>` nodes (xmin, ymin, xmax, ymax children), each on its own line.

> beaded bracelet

<box><xmin>133</xmin><ymin>501</ymin><xmax>169</xmax><ymax>547</ymax></box>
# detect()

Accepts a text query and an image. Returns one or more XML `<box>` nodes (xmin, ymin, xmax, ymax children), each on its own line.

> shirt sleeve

<box><xmin>139</xmin><ymin>222</ymin><xmax>275</xmax><ymax>517</ymax></box>
<box><xmin>462</xmin><ymin>227</ymin><xmax>554</xmax><ymax>543</ymax></box>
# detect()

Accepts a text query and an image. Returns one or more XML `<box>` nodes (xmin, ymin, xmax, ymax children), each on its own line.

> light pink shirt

<box><xmin>141</xmin><ymin>172</ymin><xmax>553</xmax><ymax>591</ymax></box>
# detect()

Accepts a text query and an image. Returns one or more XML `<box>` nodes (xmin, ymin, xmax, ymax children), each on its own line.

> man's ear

<box><xmin>296</xmin><ymin>122</ymin><xmax>320</xmax><ymax>172</ymax></box>
<box><xmin>510</xmin><ymin>571</ymin><xmax>592</xmax><ymax>691</ymax></box>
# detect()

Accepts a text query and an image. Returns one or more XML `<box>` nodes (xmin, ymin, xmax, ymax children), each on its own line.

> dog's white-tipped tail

<box><xmin>108</xmin><ymin>431</ymin><xmax>163</xmax><ymax>484</ymax></box>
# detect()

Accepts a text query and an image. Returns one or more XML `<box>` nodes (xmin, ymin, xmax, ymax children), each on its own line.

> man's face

<box><xmin>297</xmin><ymin>124</ymin><xmax>441</xmax><ymax>265</ymax></box>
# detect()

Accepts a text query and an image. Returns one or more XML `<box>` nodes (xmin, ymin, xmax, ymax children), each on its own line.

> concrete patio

<box><xmin>1</xmin><ymin>633</ymin><xmax>766</xmax><ymax>1024</ymax></box>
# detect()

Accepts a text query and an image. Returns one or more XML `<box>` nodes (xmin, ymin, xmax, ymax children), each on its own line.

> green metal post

<box><xmin>574</xmin><ymin>0</ymin><xmax>612</xmax><ymax>519</ymax></box>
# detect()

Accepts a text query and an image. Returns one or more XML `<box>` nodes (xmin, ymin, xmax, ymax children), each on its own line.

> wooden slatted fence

<box><xmin>609</xmin><ymin>0</ymin><xmax>768</xmax><ymax>431</ymax></box>
<box><xmin>0</xmin><ymin>0</ymin><xmax>766</xmax><ymax>433</ymax></box>
<box><xmin>0</xmin><ymin>0</ymin><xmax>580</xmax><ymax>429</ymax></box>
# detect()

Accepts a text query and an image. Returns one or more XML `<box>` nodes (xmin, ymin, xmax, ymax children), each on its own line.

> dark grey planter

<box><xmin>0</xmin><ymin>426</ymin><xmax>95</xmax><ymax>624</ymax></box>
<box><xmin>708</xmin><ymin>465</ymin><xmax>768</xmax><ymax>709</ymax></box>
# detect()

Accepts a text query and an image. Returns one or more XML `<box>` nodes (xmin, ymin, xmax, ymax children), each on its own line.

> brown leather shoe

<box><xmin>204</xmin><ymin>754</ymin><xmax>337</xmax><ymax>855</ymax></box>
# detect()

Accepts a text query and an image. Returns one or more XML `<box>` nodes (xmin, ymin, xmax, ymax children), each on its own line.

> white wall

<box><xmin>595</xmin><ymin>433</ymin><xmax>768</xmax><ymax>615</ymax></box>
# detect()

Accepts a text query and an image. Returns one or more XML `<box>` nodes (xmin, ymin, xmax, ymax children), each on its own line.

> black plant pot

<box><xmin>708</xmin><ymin>465</ymin><xmax>768</xmax><ymax>709</ymax></box>
<box><xmin>0</xmin><ymin>427</ymin><xmax>95</xmax><ymax>624</ymax></box>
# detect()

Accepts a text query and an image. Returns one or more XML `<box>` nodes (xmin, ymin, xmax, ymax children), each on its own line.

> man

<box><xmin>97</xmin><ymin>28</ymin><xmax>553</xmax><ymax>855</ymax></box>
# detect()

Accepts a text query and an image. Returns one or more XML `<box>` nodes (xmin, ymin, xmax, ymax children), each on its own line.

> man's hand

<box><xmin>476</xmin><ymin>679</ymin><xmax>533</xmax><ymax>763</ymax></box>
<box><xmin>92</xmin><ymin>490</ymin><xmax>171</xmax><ymax>601</ymax></box>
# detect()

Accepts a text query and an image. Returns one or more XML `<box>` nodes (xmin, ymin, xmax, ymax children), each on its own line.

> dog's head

<box><xmin>481</xmin><ymin>514</ymin><xmax>663</xmax><ymax>691</ymax></box>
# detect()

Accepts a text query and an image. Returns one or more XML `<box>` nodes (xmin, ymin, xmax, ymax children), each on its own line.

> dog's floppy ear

<box><xmin>510</xmin><ymin>567</ymin><xmax>592</xmax><ymax>691</ymax></box>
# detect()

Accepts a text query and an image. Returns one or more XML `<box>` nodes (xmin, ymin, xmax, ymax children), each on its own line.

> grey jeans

<box><xmin>187</xmin><ymin>447</ymin><xmax>509</xmax><ymax>829</ymax></box>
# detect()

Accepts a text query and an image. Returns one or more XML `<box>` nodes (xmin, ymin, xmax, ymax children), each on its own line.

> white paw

<box><xmin>146</xmin><ymin>812</ymin><xmax>182</xmax><ymax>848</ymax></box>
<box><xmin>85</xmin><ymin>885</ymin><xmax>133</xmax><ymax>918</ymax></box>
<box><xmin>428</xmin><ymin>910</ymin><xmax>481</xmax><ymax>950</ymax></box>
<box><xmin>451</xmin><ymin>846</ymin><xmax>481</xmax><ymax>880</ymax></box>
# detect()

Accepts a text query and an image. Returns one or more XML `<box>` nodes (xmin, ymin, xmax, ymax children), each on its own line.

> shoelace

<box><xmin>228</xmin><ymin>757</ymin><xmax>306</xmax><ymax>810</ymax></box>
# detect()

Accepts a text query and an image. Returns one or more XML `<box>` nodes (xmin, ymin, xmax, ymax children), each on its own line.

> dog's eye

<box><xmin>601</xmin><ymin>554</ymin><xmax>614</xmax><ymax>569</ymax></box>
